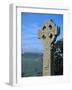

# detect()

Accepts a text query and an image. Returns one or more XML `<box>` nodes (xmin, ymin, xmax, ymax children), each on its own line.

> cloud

<box><xmin>21</xmin><ymin>22</ymin><xmax>40</xmax><ymax>31</ymax></box>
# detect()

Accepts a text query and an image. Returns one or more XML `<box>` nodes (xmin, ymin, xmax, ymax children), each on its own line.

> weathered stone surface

<box><xmin>38</xmin><ymin>19</ymin><xmax>59</xmax><ymax>76</ymax></box>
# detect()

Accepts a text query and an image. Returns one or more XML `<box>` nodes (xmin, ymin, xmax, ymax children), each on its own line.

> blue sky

<box><xmin>21</xmin><ymin>12</ymin><xmax>63</xmax><ymax>53</ymax></box>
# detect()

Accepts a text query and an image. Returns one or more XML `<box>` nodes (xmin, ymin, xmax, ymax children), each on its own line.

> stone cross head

<box><xmin>38</xmin><ymin>19</ymin><xmax>60</xmax><ymax>49</ymax></box>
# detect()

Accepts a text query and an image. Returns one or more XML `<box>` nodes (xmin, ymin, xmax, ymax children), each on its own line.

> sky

<box><xmin>21</xmin><ymin>12</ymin><xmax>63</xmax><ymax>53</ymax></box>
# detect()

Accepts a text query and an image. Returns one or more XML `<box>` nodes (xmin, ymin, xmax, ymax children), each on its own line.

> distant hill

<box><xmin>22</xmin><ymin>52</ymin><xmax>43</xmax><ymax>57</ymax></box>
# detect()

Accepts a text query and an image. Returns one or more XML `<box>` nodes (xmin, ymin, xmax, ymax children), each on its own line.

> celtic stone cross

<box><xmin>38</xmin><ymin>19</ymin><xmax>59</xmax><ymax>76</ymax></box>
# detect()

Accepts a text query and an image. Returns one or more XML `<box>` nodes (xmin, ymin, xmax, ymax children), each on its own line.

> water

<box><xmin>21</xmin><ymin>52</ymin><xmax>43</xmax><ymax>77</ymax></box>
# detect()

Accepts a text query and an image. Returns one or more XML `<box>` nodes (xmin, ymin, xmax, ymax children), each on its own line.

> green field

<box><xmin>21</xmin><ymin>53</ymin><xmax>43</xmax><ymax>77</ymax></box>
